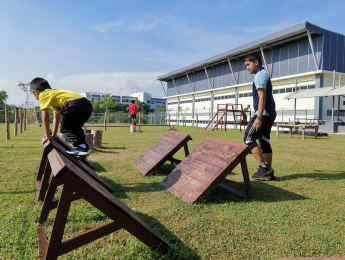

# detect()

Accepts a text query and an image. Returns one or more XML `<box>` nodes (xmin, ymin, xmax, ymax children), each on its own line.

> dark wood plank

<box><xmin>133</xmin><ymin>132</ymin><xmax>192</xmax><ymax>175</ymax></box>
<box><xmin>160</xmin><ymin>139</ymin><xmax>251</xmax><ymax>204</ymax></box>
<box><xmin>40</xmin><ymin>149</ymin><xmax>169</xmax><ymax>258</ymax></box>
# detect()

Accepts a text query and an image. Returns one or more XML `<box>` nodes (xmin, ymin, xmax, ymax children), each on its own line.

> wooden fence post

<box><xmin>138</xmin><ymin>112</ymin><xmax>141</xmax><ymax>132</ymax></box>
<box><xmin>24</xmin><ymin>109</ymin><xmax>27</xmax><ymax>131</ymax></box>
<box><xmin>14</xmin><ymin>107</ymin><xmax>18</xmax><ymax>136</ymax></box>
<box><xmin>168</xmin><ymin>114</ymin><xmax>171</xmax><ymax>130</ymax></box>
<box><xmin>5</xmin><ymin>107</ymin><xmax>10</xmax><ymax>140</ymax></box>
<box><xmin>196</xmin><ymin>115</ymin><xmax>198</xmax><ymax>130</ymax></box>
<box><xmin>104</xmin><ymin>111</ymin><xmax>107</xmax><ymax>131</ymax></box>
<box><xmin>19</xmin><ymin>108</ymin><xmax>23</xmax><ymax>133</ymax></box>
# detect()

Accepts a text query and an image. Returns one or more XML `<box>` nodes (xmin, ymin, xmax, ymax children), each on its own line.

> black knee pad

<box><xmin>259</xmin><ymin>138</ymin><xmax>272</xmax><ymax>153</ymax></box>
<box><xmin>247</xmin><ymin>140</ymin><xmax>259</xmax><ymax>151</ymax></box>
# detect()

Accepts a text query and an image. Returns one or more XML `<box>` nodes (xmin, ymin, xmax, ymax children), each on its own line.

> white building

<box><xmin>158</xmin><ymin>21</ymin><xmax>345</xmax><ymax>133</ymax></box>
<box><xmin>80</xmin><ymin>91</ymin><xmax>166</xmax><ymax>110</ymax></box>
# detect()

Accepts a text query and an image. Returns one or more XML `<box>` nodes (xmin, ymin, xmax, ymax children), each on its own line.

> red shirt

<box><xmin>128</xmin><ymin>104</ymin><xmax>138</xmax><ymax>115</ymax></box>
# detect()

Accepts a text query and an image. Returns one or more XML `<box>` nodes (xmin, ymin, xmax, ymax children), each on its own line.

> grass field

<box><xmin>0</xmin><ymin>124</ymin><xmax>344</xmax><ymax>259</ymax></box>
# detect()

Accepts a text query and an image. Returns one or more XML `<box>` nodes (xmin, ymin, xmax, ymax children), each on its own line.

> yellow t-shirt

<box><xmin>39</xmin><ymin>89</ymin><xmax>84</xmax><ymax>115</ymax></box>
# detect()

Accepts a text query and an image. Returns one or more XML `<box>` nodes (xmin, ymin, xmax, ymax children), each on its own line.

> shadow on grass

<box><xmin>101</xmin><ymin>177</ymin><xmax>165</xmax><ymax>200</ymax></box>
<box><xmin>152</xmin><ymin>164</ymin><xmax>176</xmax><ymax>176</ymax></box>
<box><xmin>0</xmin><ymin>189</ymin><xmax>36</xmax><ymax>195</ymax></box>
<box><xmin>281</xmin><ymin>170</ymin><xmax>345</xmax><ymax>181</ymax></box>
<box><xmin>90</xmin><ymin>161</ymin><xmax>107</xmax><ymax>172</ymax></box>
<box><xmin>204</xmin><ymin>181</ymin><xmax>309</xmax><ymax>204</ymax></box>
<box><xmin>137</xmin><ymin>212</ymin><xmax>202</xmax><ymax>260</ymax></box>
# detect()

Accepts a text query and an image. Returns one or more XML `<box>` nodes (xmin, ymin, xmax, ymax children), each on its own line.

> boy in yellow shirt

<box><xmin>30</xmin><ymin>77</ymin><xmax>93</xmax><ymax>155</ymax></box>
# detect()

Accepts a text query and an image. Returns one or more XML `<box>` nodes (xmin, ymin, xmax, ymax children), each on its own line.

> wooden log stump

<box><xmin>92</xmin><ymin>130</ymin><xmax>103</xmax><ymax>148</ymax></box>
<box><xmin>85</xmin><ymin>133</ymin><xmax>94</xmax><ymax>150</ymax></box>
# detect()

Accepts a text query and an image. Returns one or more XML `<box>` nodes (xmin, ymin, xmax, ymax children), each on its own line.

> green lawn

<box><xmin>0</xmin><ymin>124</ymin><xmax>344</xmax><ymax>259</ymax></box>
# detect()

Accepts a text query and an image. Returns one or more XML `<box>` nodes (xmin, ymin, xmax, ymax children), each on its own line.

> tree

<box><xmin>0</xmin><ymin>90</ymin><xmax>8</xmax><ymax>109</ymax></box>
<box><xmin>135</xmin><ymin>101</ymin><xmax>151</xmax><ymax>114</ymax></box>
<box><xmin>154</xmin><ymin>106</ymin><xmax>166</xmax><ymax>112</ymax></box>
<box><xmin>91</xmin><ymin>94</ymin><xmax>127</xmax><ymax>113</ymax></box>
<box><xmin>17</xmin><ymin>81</ymin><xmax>32</xmax><ymax>104</ymax></box>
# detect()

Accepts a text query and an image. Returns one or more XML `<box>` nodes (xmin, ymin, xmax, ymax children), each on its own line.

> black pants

<box><xmin>60</xmin><ymin>98</ymin><xmax>93</xmax><ymax>147</ymax></box>
<box><xmin>243</xmin><ymin>114</ymin><xmax>276</xmax><ymax>153</ymax></box>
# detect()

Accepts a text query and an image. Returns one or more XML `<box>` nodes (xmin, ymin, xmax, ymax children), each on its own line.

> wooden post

<box><xmin>168</xmin><ymin>114</ymin><xmax>171</xmax><ymax>130</ymax></box>
<box><xmin>104</xmin><ymin>111</ymin><xmax>107</xmax><ymax>131</ymax></box>
<box><xmin>196</xmin><ymin>115</ymin><xmax>198</xmax><ymax>129</ymax></box>
<box><xmin>14</xmin><ymin>107</ymin><xmax>18</xmax><ymax>136</ymax></box>
<box><xmin>5</xmin><ymin>107</ymin><xmax>10</xmax><ymax>140</ymax></box>
<box><xmin>24</xmin><ymin>109</ymin><xmax>27</xmax><ymax>131</ymax></box>
<box><xmin>20</xmin><ymin>108</ymin><xmax>23</xmax><ymax>133</ymax></box>
<box><xmin>138</xmin><ymin>112</ymin><xmax>141</xmax><ymax>132</ymax></box>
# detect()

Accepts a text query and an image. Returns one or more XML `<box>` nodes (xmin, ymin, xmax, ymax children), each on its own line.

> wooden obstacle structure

<box><xmin>36</xmin><ymin>135</ymin><xmax>112</xmax><ymax>202</ymax></box>
<box><xmin>37</xmin><ymin>148</ymin><xmax>169</xmax><ymax>259</ymax></box>
<box><xmin>276</xmin><ymin>118</ymin><xmax>319</xmax><ymax>139</ymax></box>
<box><xmin>133</xmin><ymin>131</ymin><xmax>192</xmax><ymax>175</ymax></box>
<box><xmin>160</xmin><ymin>138</ymin><xmax>252</xmax><ymax>204</ymax></box>
<box><xmin>205</xmin><ymin>104</ymin><xmax>251</xmax><ymax>132</ymax></box>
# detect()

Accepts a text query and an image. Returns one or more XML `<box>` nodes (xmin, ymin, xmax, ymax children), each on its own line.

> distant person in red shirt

<box><xmin>127</xmin><ymin>100</ymin><xmax>139</xmax><ymax>125</ymax></box>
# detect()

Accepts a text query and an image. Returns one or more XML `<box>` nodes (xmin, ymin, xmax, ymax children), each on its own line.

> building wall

<box><xmin>166</xmin><ymin>35</ymin><xmax>323</xmax><ymax>97</ymax></box>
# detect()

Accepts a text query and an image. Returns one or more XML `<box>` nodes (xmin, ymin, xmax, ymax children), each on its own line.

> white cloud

<box><xmin>1</xmin><ymin>72</ymin><xmax>168</xmax><ymax>107</ymax></box>
<box><xmin>94</xmin><ymin>15</ymin><xmax>159</xmax><ymax>33</ymax></box>
<box><xmin>46</xmin><ymin>72</ymin><xmax>167</xmax><ymax>98</ymax></box>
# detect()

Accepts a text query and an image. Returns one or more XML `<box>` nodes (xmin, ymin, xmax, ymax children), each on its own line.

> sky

<box><xmin>1</xmin><ymin>0</ymin><xmax>345</xmax><ymax>107</ymax></box>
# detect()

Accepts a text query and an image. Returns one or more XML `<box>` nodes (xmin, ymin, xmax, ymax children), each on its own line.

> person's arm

<box><xmin>41</xmin><ymin>108</ymin><xmax>52</xmax><ymax>143</ymax></box>
<box><xmin>253</xmin><ymin>89</ymin><xmax>266</xmax><ymax>131</ymax></box>
<box><xmin>51</xmin><ymin>113</ymin><xmax>60</xmax><ymax>138</ymax></box>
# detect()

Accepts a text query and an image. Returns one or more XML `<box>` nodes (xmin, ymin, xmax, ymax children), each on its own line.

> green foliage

<box><xmin>1</xmin><ymin>126</ymin><xmax>345</xmax><ymax>259</ymax></box>
<box><xmin>135</xmin><ymin>101</ymin><xmax>150</xmax><ymax>114</ymax></box>
<box><xmin>0</xmin><ymin>90</ymin><xmax>8</xmax><ymax>109</ymax></box>
<box><xmin>91</xmin><ymin>94</ymin><xmax>127</xmax><ymax>113</ymax></box>
<box><xmin>154</xmin><ymin>106</ymin><xmax>166</xmax><ymax>112</ymax></box>
<box><xmin>17</xmin><ymin>81</ymin><xmax>32</xmax><ymax>103</ymax></box>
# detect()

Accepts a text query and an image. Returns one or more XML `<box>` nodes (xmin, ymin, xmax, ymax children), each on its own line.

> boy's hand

<box><xmin>42</xmin><ymin>134</ymin><xmax>53</xmax><ymax>144</ymax></box>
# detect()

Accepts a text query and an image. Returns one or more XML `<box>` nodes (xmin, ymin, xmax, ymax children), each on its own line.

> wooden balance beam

<box><xmin>36</xmin><ymin>136</ymin><xmax>112</xmax><ymax>202</ymax></box>
<box><xmin>276</xmin><ymin>119</ymin><xmax>319</xmax><ymax>140</ymax></box>
<box><xmin>38</xmin><ymin>148</ymin><xmax>169</xmax><ymax>259</ymax></box>
<box><xmin>160</xmin><ymin>138</ymin><xmax>252</xmax><ymax>204</ymax></box>
<box><xmin>133</xmin><ymin>131</ymin><xmax>192</xmax><ymax>175</ymax></box>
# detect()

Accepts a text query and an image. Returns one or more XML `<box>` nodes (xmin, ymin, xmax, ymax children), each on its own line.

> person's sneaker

<box><xmin>66</xmin><ymin>146</ymin><xmax>89</xmax><ymax>156</ymax></box>
<box><xmin>252</xmin><ymin>165</ymin><xmax>275</xmax><ymax>181</ymax></box>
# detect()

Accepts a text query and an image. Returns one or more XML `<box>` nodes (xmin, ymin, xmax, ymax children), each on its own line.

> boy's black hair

<box><xmin>243</xmin><ymin>54</ymin><xmax>262</xmax><ymax>66</ymax></box>
<box><xmin>30</xmin><ymin>77</ymin><xmax>52</xmax><ymax>91</ymax></box>
<box><xmin>131</xmin><ymin>100</ymin><xmax>135</xmax><ymax>104</ymax></box>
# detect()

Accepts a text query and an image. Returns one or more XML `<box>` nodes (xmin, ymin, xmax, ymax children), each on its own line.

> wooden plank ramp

<box><xmin>36</xmin><ymin>137</ymin><xmax>112</xmax><ymax>202</ymax></box>
<box><xmin>38</xmin><ymin>148</ymin><xmax>169</xmax><ymax>259</ymax></box>
<box><xmin>160</xmin><ymin>138</ymin><xmax>252</xmax><ymax>204</ymax></box>
<box><xmin>133</xmin><ymin>131</ymin><xmax>192</xmax><ymax>175</ymax></box>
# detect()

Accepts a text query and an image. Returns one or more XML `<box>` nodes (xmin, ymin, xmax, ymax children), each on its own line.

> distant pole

<box><xmin>138</xmin><ymin>112</ymin><xmax>141</xmax><ymax>132</ymax></box>
<box><xmin>20</xmin><ymin>108</ymin><xmax>23</xmax><ymax>133</ymax></box>
<box><xmin>5</xmin><ymin>107</ymin><xmax>10</xmax><ymax>140</ymax></box>
<box><xmin>104</xmin><ymin>111</ymin><xmax>107</xmax><ymax>131</ymax></box>
<box><xmin>14</xmin><ymin>107</ymin><xmax>18</xmax><ymax>136</ymax></box>
<box><xmin>24</xmin><ymin>109</ymin><xmax>27</xmax><ymax>131</ymax></box>
<box><xmin>196</xmin><ymin>115</ymin><xmax>198</xmax><ymax>130</ymax></box>
<box><xmin>337</xmin><ymin>75</ymin><xmax>341</xmax><ymax>122</ymax></box>
<box><xmin>168</xmin><ymin>114</ymin><xmax>171</xmax><ymax>130</ymax></box>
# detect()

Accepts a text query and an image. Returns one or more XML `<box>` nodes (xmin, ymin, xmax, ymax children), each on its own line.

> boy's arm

<box><xmin>253</xmin><ymin>89</ymin><xmax>266</xmax><ymax>131</ymax></box>
<box><xmin>52</xmin><ymin>113</ymin><xmax>60</xmax><ymax>138</ymax></box>
<box><xmin>41</xmin><ymin>108</ymin><xmax>52</xmax><ymax>143</ymax></box>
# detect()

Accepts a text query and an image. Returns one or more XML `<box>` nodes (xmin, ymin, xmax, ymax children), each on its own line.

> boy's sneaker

<box><xmin>252</xmin><ymin>165</ymin><xmax>275</xmax><ymax>181</ymax></box>
<box><xmin>66</xmin><ymin>146</ymin><xmax>89</xmax><ymax>156</ymax></box>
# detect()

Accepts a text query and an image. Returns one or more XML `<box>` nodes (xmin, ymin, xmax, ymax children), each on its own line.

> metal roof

<box><xmin>158</xmin><ymin>21</ymin><xmax>329</xmax><ymax>81</ymax></box>
<box><xmin>284</xmin><ymin>86</ymin><xmax>345</xmax><ymax>99</ymax></box>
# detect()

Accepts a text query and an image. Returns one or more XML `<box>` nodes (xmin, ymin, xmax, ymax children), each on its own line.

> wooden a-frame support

<box><xmin>36</xmin><ymin>136</ymin><xmax>112</xmax><ymax>202</ymax></box>
<box><xmin>161</xmin><ymin>138</ymin><xmax>253</xmax><ymax>204</ymax></box>
<box><xmin>133</xmin><ymin>131</ymin><xmax>192</xmax><ymax>175</ymax></box>
<box><xmin>38</xmin><ymin>149</ymin><xmax>169</xmax><ymax>259</ymax></box>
